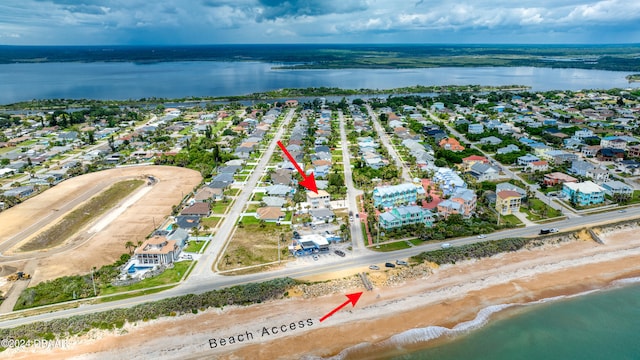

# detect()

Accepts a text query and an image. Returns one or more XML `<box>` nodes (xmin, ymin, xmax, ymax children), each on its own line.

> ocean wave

<box><xmin>320</xmin><ymin>279</ymin><xmax>640</xmax><ymax>360</ymax></box>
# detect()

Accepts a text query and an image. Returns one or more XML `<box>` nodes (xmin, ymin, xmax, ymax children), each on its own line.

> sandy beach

<box><xmin>4</xmin><ymin>225</ymin><xmax>640</xmax><ymax>360</ymax></box>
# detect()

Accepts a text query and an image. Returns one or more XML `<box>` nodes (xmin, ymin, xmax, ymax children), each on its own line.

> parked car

<box><xmin>293</xmin><ymin>231</ymin><xmax>301</xmax><ymax>239</ymax></box>
<box><xmin>369</xmin><ymin>265</ymin><xmax>380</xmax><ymax>270</ymax></box>
<box><xmin>441</xmin><ymin>243</ymin><xmax>452</xmax><ymax>249</ymax></box>
<box><xmin>477</xmin><ymin>234</ymin><xmax>487</xmax><ymax>239</ymax></box>
<box><xmin>385</xmin><ymin>262</ymin><xmax>396</xmax><ymax>268</ymax></box>
<box><xmin>396</xmin><ymin>260</ymin><xmax>408</xmax><ymax>266</ymax></box>
<box><xmin>334</xmin><ymin>250</ymin><xmax>346</xmax><ymax>257</ymax></box>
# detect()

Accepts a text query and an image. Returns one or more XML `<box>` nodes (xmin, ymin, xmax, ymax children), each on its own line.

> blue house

<box><xmin>373</xmin><ymin>183</ymin><xmax>418</xmax><ymax>208</ymax></box>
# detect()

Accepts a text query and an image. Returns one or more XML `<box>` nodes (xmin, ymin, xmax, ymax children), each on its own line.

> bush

<box><xmin>411</xmin><ymin>238</ymin><xmax>533</xmax><ymax>265</ymax></box>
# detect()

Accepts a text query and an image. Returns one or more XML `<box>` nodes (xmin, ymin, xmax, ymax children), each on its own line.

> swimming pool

<box><xmin>127</xmin><ymin>264</ymin><xmax>154</xmax><ymax>274</ymax></box>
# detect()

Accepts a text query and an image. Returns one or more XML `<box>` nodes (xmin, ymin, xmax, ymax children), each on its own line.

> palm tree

<box><xmin>125</xmin><ymin>241</ymin><xmax>135</xmax><ymax>254</ymax></box>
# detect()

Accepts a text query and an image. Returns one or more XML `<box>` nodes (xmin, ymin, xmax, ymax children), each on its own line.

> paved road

<box><xmin>190</xmin><ymin>108</ymin><xmax>296</xmax><ymax>280</ymax></box>
<box><xmin>2</xmin><ymin>203</ymin><xmax>638</xmax><ymax>328</ymax></box>
<box><xmin>366</xmin><ymin>105</ymin><xmax>413</xmax><ymax>182</ymax></box>
<box><xmin>338</xmin><ymin>110</ymin><xmax>366</xmax><ymax>251</ymax></box>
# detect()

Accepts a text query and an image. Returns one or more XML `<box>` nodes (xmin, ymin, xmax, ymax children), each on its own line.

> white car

<box><xmin>477</xmin><ymin>234</ymin><xmax>487</xmax><ymax>239</ymax></box>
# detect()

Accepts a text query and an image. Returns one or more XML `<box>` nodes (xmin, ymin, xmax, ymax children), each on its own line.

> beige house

<box><xmin>134</xmin><ymin>235</ymin><xmax>180</xmax><ymax>265</ymax></box>
<box><xmin>307</xmin><ymin>190</ymin><xmax>331</xmax><ymax>209</ymax></box>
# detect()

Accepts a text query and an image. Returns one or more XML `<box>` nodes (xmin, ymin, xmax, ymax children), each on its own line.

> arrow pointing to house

<box><xmin>277</xmin><ymin>140</ymin><xmax>318</xmax><ymax>194</ymax></box>
<box><xmin>319</xmin><ymin>292</ymin><xmax>363</xmax><ymax>322</ymax></box>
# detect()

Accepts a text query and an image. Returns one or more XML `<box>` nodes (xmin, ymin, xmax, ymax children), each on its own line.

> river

<box><xmin>1</xmin><ymin>61</ymin><xmax>639</xmax><ymax>104</ymax></box>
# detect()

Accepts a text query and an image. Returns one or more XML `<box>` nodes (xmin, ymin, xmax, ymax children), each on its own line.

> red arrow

<box><xmin>277</xmin><ymin>140</ymin><xmax>318</xmax><ymax>194</ymax></box>
<box><xmin>319</xmin><ymin>292</ymin><xmax>363</xmax><ymax>322</ymax></box>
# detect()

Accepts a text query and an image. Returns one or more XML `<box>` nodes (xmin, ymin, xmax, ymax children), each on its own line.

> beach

<box><xmin>4</xmin><ymin>225</ymin><xmax>640</xmax><ymax>360</ymax></box>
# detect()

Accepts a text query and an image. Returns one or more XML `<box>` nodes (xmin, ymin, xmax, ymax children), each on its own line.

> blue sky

<box><xmin>1</xmin><ymin>0</ymin><xmax>640</xmax><ymax>45</ymax></box>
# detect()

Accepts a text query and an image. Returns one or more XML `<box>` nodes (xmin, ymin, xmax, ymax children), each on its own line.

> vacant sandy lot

<box><xmin>0</xmin><ymin>166</ymin><xmax>201</xmax><ymax>286</ymax></box>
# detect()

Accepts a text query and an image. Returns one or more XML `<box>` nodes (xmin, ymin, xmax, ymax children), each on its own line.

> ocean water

<box><xmin>331</xmin><ymin>283</ymin><xmax>640</xmax><ymax>360</ymax></box>
<box><xmin>387</xmin><ymin>284</ymin><xmax>640</xmax><ymax>360</ymax></box>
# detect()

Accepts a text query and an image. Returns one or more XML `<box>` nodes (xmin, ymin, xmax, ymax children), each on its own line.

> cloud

<box><xmin>1</xmin><ymin>0</ymin><xmax>640</xmax><ymax>44</ymax></box>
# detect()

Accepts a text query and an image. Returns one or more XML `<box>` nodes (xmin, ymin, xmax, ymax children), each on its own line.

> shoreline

<box><xmin>3</xmin><ymin>227</ymin><xmax>640</xmax><ymax>359</ymax></box>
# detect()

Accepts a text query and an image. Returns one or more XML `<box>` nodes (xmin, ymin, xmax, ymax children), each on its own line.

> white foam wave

<box><xmin>613</xmin><ymin>276</ymin><xmax>640</xmax><ymax>285</ymax></box>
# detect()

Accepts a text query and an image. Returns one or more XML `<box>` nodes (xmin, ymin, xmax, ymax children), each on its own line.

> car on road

<box><xmin>385</xmin><ymin>262</ymin><xmax>396</xmax><ymax>268</ymax></box>
<box><xmin>369</xmin><ymin>265</ymin><xmax>380</xmax><ymax>270</ymax></box>
<box><xmin>441</xmin><ymin>243</ymin><xmax>452</xmax><ymax>249</ymax></box>
<box><xmin>618</xmin><ymin>209</ymin><xmax>626</xmax><ymax>213</ymax></box>
<box><xmin>396</xmin><ymin>260</ymin><xmax>408</xmax><ymax>266</ymax></box>
<box><xmin>477</xmin><ymin>234</ymin><xmax>487</xmax><ymax>239</ymax></box>
<box><xmin>334</xmin><ymin>250</ymin><xmax>346</xmax><ymax>257</ymax></box>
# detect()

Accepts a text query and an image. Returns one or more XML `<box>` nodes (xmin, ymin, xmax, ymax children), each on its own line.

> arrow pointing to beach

<box><xmin>319</xmin><ymin>292</ymin><xmax>363</xmax><ymax>322</ymax></box>
<box><xmin>277</xmin><ymin>140</ymin><xmax>318</xmax><ymax>194</ymax></box>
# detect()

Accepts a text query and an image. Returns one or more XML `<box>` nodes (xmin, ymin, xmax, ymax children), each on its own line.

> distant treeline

<box><xmin>2</xmin><ymin>44</ymin><xmax>640</xmax><ymax>71</ymax></box>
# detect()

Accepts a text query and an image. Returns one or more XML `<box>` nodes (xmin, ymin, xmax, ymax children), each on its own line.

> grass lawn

<box><xmin>361</xmin><ymin>224</ymin><xmax>369</xmax><ymax>246</ymax></box>
<box><xmin>201</xmin><ymin>216</ymin><xmax>222</xmax><ymax>229</ymax></box>
<box><xmin>239</xmin><ymin>215</ymin><xmax>260</xmax><ymax>224</ymax></box>
<box><xmin>234</xmin><ymin>174</ymin><xmax>248</xmax><ymax>181</ymax></box>
<box><xmin>252</xmin><ymin>192</ymin><xmax>265</xmax><ymax>201</ymax></box>
<box><xmin>97</xmin><ymin>286</ymin><xmax>173</xmax><ymax>303</ymax></box>
<box><xmin>524</xmin><ymin>199</ymin><xmax>563</xmax><ymax>220</ymax></box>
<box><xmin>501</xmin><ymin>214</ymin><xmax>524</xmax><ymax>226</ymax></box>
<box><xmin>220</xmin><ymin>223</ymin><xmax>289</xmax><ymax>271</ymax></box>
<box><xmin>245</xmin><ymin>203</ymin><xmax>261</xmax><ymax>212</ymax></box>
<box><xmin>370</xmin><ymin>240</ymin><xmax>412</xmax><ymax>252</ymax></box>
<box><xmin>184</xmin><ymin>240</ymin><xmax>206</xmax><ymax>253</ymax></box>
<box><xmin>224</xmin><ymin>188</ymin><xmax>241</xmax><ymax>196</ymax></box>
<box><xmin>99</xmin><ymin>261</ymin><xmax>192</xmax><ymax>296</ymax></box>
<box><xmin>212</xmin><ymin>202</ymin><xmax>231</xmax><ymax>214</ymax></box>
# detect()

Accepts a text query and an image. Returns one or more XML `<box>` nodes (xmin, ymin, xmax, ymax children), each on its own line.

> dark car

<box><xmin>385</xmin><ymin>262</ymin><xmax>396</xmax><ymax>268</ymax></box>
<box><xmin>334</xmin><ymin>250</ymin><xmax>346</xmax><ymax>257</ymax></box>
<box><xmin>293</xmin><ymin>231</ymin><xmax>301</xmax><ymax>239</ymax></box>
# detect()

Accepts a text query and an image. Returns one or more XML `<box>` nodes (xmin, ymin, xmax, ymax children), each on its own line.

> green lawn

<box><xmin>184</xmin><ymin>240</ymin><xmax>206</xmax><ymax>253</ymax></box>
<box><xmin>524</xmin><ymin>199</ymin><xmax>563</xmax><ymax>220</ymax></box>
<box><xmin>99</xmin><ymin>261</ymin><xmax>192</xmax><ymax>296</ymax></box>
<box><xmin>245</xmin><ymin>203</ymin><xmax>261</xmax><ymax>212</ymax></box>
<box><xmin>201</xmin><ymin>216</ymin><xmax>222</xmax><ymax>229</ymax></box>
<box><xmin>500</xmin><ymin>214</ymin><xmax>524</xmax><ymax>226</ymax></box>
<box><xmin>284</xmin><ymin>211</ymin><xmax>293</xmax><ymax>221</ymax></box>
<box><xmin>224</xmin><ymin>188</ymin><xmax>241</xmax><ymax>196</ymax></box>
<box><xmin>252</xmin><ymin>192</ymin><xmax>265</xmax><ymax>201</ymax></box>
<box><xmin>370</xmin><ymin>240</ymin><xmax>412</xmax><ymax>252</ymax></box>
<box><xmin>239</xmin><ymin>215</ymin><xmax>260</xmax><ymax>224</ymax></box>
<box><xmin>234</xmin><ymin>174</ymin><xmax>248</xmax><ymax>181</ymax></box>
<box><xmin>212</xmin><ymin>202</ymin><xmax>230</xmax><ymax>214</ymax></box>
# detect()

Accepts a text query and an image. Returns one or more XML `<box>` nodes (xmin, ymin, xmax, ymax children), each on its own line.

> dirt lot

<box><xmin>0</xmin><ymin>166</ymin><xmax>201</xmax><ymax>290</ymax></box>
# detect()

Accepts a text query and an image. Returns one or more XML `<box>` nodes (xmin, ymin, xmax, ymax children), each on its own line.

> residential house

<box><xmin>601</xmin><ymin>180</ymin><xmax>633</xmax><ymax>197</ymax></box>
<box><xmin>262</xmin><ymin>196</ymin><xmax>286</xmax><ymax>208</ymax></box>
<box><xmin>432</xmin><ymin>168</ymin><xmax>466</xmax><ymax>196</ymax></box>
<box><xmin>544</xmin><ymin>172</ymin><xmax>578</xmax><ymax>186</ymax></box>
<box><xmin>3</xmin><ymin>185</ymin><xmax>34</xmax><ymax>198</ymax></box>
<box><xmin>310</xmin><ymin>208</ymin><xmax>335</xmax><ymax>224</ymax></box>
<box><xmin>194</xmin><ymin>187</ymin><xmax>223</xmax><ymax>202</ymax></box>
<box><xmin>597</xmin><ymin>148</ymin><xmax>625</xmax><ymax>162</ymax></box>
<box><xmin>134</xmin><ymin>235</ymin><xmax>180</xmax><ymax>265</ymax></box>
<box><xmin>517</xmin><ymin>154</ymin><xmax>541</xmax><ymax>166</ymax></box>
<box><xmin>562</xmin><ymin>181</ymin><xmax>605</xmax><ymax>206</ymax></box>
<box><xmin>586</xmin><ymin>167</ymin><xmax>610</xmax><ymax>183</ymax></box>
<box><xmin>271</xmin><ymin>168</ymin><xmax>293</xmax><ymax>185</ymax></box>
<box><xmin>175</xmin><ymin>215</ymin><xmax>200</xmax><ymax>230</ymax></box>
<box><xmin>497</xmin><ymin>144</ymin><xmax>520</xmax><ymax>154</ymax></box>
<box><xmin>496</xmin><ymin>190</ymin><xmax>522</xmax><ymax>215</ymax></box>
<box><xmin>544</xmin><ymin>150</ymin><xmax>578</xmax><ymax>164</ymax></box>
<box><xmin>479</xmin><ymin>136</ymin><xmax>502</xmax><ymax>145</ymax></box>
<box><xmin>437</xmin><ymin>188</ymin><xmax>477</xmax><ymax>218</ymax></box>
<box><xmin>256</xmin><ymin>207</ymin><xmax>285</xmax><ymax>222</ymax></box>
<box><xmin>373</xmin><ymin>183</ymin><xmax>418</xmax><ymax>208</ymax></box>
<box><xmin>616</xmin><ymin>160</ymin><xmax>640</xmax><ymax>175</ymax></box>
<box><xmin>526</xmin><ymin>160</ymin><xmax>549</xmax><ymax>172</ymax></box>
<box><xmin>307</xmin><ymin>190</ymin><xmax>331</xmax><ymax>209</ymax></box>
<box><xmin>265</xmin><ymin>184</ymin><xmax>293</xmax><ymax>197</ymax></box>
<box><xmin>468</xmin><ymin>123</ymin><xmax>484</xmax><ymax>134</ymax></box>
<box><xmin>600</xmin><ymin>136</ymin><xmax>628</xmax><ymax>150</ymax></box>
<box><xmin>468</xmin><ymin>163</ymin><xmax>501</xmax><ymax>182</ymax></box>
<box><xmin>581</xmin><ymin>145</ymin><xmax>601</xmax><ymax>158</ymax></box>
<box><xmin>378</xmin><ymin>205</ymin><xmax>435</xmax><ymax>230</ymax></box>
<box><xmin>496</xmin><ymin>182</ymin><xmax>527</xmax><ymax>198</ymax></box>
<box><xmin>568</xmin><ymin>160</ymin><xmax>595</xmax><ymax>176</ymax></box>
<box><xmin>438</xmin><ymin>137</ymin><xmax>465</xmax><ymax>152</ymax></box>
<box><xmin>181</xmin><ymin>202</ymin><xmax>211</xmax><ymax>217</ymax></box>
<box><xmin>461</xmin><ymin>155</ymin><xmax>489</xmax><ymax>171</ymax></box>
<box><xmin>627</xmin><ymin>144</ymin><xmax>640</xmax><ymax>158</ymax></box>
<box><xmin>312</xmin><ymin>165</ymin><xmax>330</xmax><ymax>178</ymax></box>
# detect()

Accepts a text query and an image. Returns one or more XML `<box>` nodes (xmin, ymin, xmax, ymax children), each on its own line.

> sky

<box><xmin>1</xmin><ymin>0</ymin><xmax>640</xmax><ymax>45</ymax></box>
